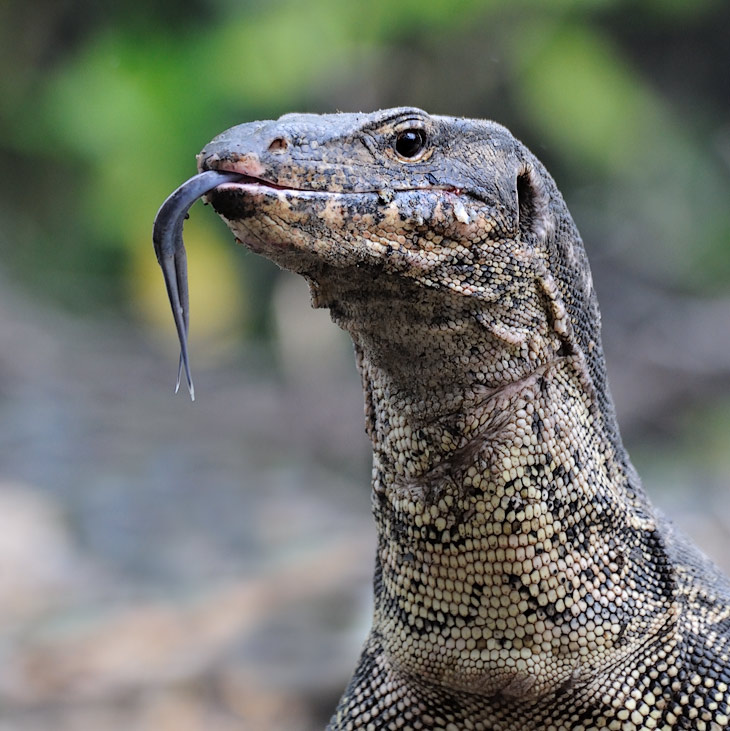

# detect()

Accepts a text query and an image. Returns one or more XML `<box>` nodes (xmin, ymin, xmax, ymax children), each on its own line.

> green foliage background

<box><xmin>2</xmin><ymin>0</ymin><xmax>728</xmax><ymax>345</ymax></box>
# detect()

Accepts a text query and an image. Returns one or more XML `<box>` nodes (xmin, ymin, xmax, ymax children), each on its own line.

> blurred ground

<box><xmin>0</xmin><ymin>272</ymin><xmax>375</xmax><ymax>730</ymax></box>
<box><xmin>0</xmin><ymin>265</ymin><xmax>729</xmax><ymax>730</ymax></box>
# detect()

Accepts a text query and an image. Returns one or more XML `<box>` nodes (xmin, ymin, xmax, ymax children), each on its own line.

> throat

<box><xmin>354</xmin><ymin>341</ymin><xmax>675</xmax><ymax>699</ymax></box>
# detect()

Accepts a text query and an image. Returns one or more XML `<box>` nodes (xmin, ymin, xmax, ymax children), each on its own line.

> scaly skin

<box><xmin>195</xmin><ymin>108</ymin><xmax>730</xmax><ymax>730</ymax></box>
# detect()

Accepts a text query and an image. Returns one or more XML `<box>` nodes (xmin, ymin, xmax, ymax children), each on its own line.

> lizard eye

<box><xmin>395</xmin><ymin>129</ymin><xmax>427</xmax><ymax>159</ymax></box>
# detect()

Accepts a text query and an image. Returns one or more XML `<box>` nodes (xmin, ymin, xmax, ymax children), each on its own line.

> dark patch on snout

<box><xmin>208</xmin><ymin>188</ymin><xmax>259</xmax><ymax>221</ymax></box>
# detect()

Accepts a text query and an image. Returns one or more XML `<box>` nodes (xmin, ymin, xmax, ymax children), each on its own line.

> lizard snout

<box><xmin>197</xmin><ymin>148</ymin><xmax>268</xmax><ymax>180</ymax></box>
<box><xmin>196</xmin><ymin>119</ymin><xmax>284</xmax><ymax>179</ymax></box>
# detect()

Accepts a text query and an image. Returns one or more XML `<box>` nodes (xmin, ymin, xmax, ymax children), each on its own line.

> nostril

<box><xmin>268</xmin><ymin>136</ymin><xmax>289</xmax><ymax>153</ymax></box>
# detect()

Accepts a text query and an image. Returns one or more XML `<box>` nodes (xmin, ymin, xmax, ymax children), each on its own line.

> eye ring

<box><xmin>394</xmin><ymin>129</ymin><xmax>427</xmax><ymax>160</ymax></box>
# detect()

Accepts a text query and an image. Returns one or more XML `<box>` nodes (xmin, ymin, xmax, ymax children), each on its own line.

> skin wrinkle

<box><xmin>176</xmin><ymin>107</ymin><xmax>730</xmax><ymax>730</ymax></box>
<box><xmin>391</xmin><ymin>358</ymin><xmax>572</xmax><ymax>503</ymax></box>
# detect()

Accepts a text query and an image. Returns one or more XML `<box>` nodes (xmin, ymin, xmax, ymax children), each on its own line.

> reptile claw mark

<box><xmin>152</xmin><ymin>170</ymin><xmax>243</xmax><ymax>399</ymax></box>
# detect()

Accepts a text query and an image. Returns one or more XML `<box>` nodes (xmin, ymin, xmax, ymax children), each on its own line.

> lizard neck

<box><xmin>333</xmin><ymin>281</ymin><xmax>676</xmax><ymax>702</ymax></box>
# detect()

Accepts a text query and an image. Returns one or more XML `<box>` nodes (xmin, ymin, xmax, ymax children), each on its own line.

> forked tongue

<box><xmin>152</xmin><ymin>170</ymin><xmax>243</xmax><ymax>400</ymax></box>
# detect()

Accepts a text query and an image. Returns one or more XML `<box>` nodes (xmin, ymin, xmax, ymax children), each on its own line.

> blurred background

<box><xmin>0</xmin><ymin>1</ymin><xmax>729</xmax><ymax>729</ymax></box>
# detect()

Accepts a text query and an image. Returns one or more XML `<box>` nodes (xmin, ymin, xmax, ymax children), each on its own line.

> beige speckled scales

<box><xmin>158</xmin><ymin>108</ymin><xmax>730</xmax><ymax>730</ymax></box>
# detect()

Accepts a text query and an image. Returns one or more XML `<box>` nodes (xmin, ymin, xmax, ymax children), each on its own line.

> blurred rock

<box><xmin>0</xmin><ymin>482</ymin><xmax>87</xmax><ymax>623</ymax></box>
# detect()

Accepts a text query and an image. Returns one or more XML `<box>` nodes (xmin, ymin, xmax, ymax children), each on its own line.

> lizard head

<box><xmin>197</xmin><ymin>108</ymin><xmax>606</xmax><ymax>393</ymax></box>
<box><xmin>197</xmin><ymin>107</ymin><xmax>554</xmax><ymax>307</ymax></box>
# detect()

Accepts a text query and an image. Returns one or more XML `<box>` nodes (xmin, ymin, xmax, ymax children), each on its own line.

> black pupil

<box><xmin>395</xmin><ymin>130</ymin><xmax>425</xmax><ymax>158</ymax></box>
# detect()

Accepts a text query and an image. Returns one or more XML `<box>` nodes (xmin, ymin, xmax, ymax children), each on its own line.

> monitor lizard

<box><xmin>153</xmin><ymin>108</ymin><xmax>730</xmax><ymax>730</ymax></box>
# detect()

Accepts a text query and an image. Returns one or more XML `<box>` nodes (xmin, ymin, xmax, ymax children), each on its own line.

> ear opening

<box><xmin>516</xmin><ymin>165</ymin><xmax>552</xmax><ymax>243</ymax></box>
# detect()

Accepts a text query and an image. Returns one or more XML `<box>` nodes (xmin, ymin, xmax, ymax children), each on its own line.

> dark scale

<box><xmin>153</xmin><ymin>107</ymin><xmax>730</xmax><ymax>730</ymax></box>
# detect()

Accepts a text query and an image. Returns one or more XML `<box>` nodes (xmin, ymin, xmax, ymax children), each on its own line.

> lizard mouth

<box><xmin>206</xmin><ymin>161</ymin><xmax>467</xmax><ymax>197</ymax></box>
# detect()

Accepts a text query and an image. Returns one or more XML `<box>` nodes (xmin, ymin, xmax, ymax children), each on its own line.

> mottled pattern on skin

<box><xmin>194</xmin><ymin>108</ymin><xmax>730</xmax><ymax>730</ymax></box>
